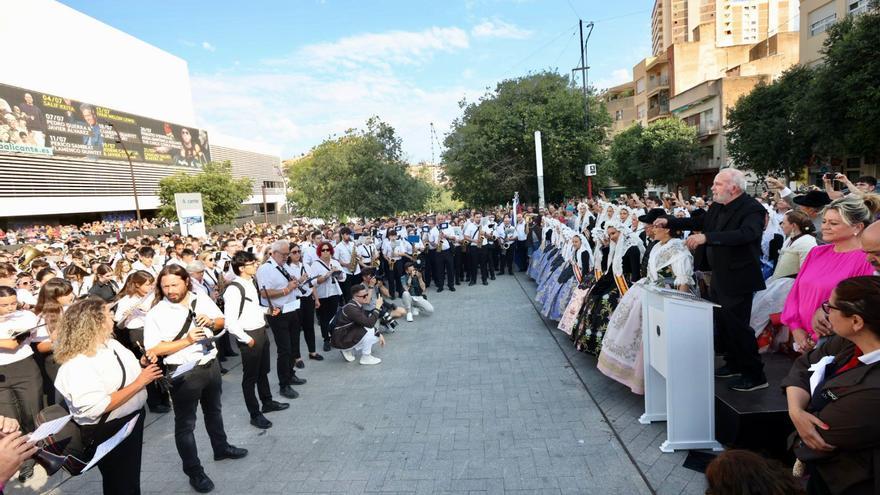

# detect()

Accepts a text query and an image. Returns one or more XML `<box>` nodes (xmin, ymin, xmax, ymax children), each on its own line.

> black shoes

<box><xmin>213</xmin><ymin>445</ymin><xmax>248</xmax><ymax>461</ymax></box>
<box><xmin>279</xmin><ymin>385</ymin><xmax>299</xmax><ymax>399</ymax></box>
<box><xmin>261</xmin><ymin>400</ymin><xmax>290</xmax><ymax>413</ymax></box>
<box><xmin>468</xmin><ymin>281</ymin><xmax>476</xmax><ymax>286</ymax></box>
<box><xmin>290</xmin><ymin>374</ymin><xmax>307</xmax><ymax>385</ymax></box>
<box><xmin>482</xmin><ymin>280</ymin><xmax>489</xmax><ymax>286</ymax></box>
<box><xmin>149</xmin><ymin>404</ymin><xmax>171</xmax><ymax>414</ymax></box>
<box><xmin>295</xmin><ymin>359</ymin><xmax>305</xmax><ymax>369</ymax></box>
<box><xmin>436</xmin><ymin>287</ymin><xmax>444</xmax><ymax>293</ymax></box>
<box><xmin>309</xmin><ymin>353</ymin><xmax>324</xmax><ymax>361</ymax></box>
<box><xmin>448</xmin><ymin>287</ymin><xmax>456</xmax><ymax>292</ymax></box>
<box><xmin>189</xmin><ymin>471</ymin><xmax>215</xmax><ymax>493</ymax></box>
<box><xmin>729</xmin><ymin>376</ymin><xmax>769</xmax><ymax>392</ymax></box>
<box><xmin>322</xmin><ymin>340</ymin><xmax>332</xmax><ymax>352</ymax></box>
<box><xmin>490</xmin><ymin>274</ymin><xmax>496</xmax><ymax>280</ymax></box>
<box><xmin>508</xmin><ymin>271</ymin><xmax>514</xmax><ymax>276</ymax></box>
<box><xmin>220</xmin><ymin>366</ymin><xmax>229</xmax><ymax>375</ymax></box>
<box><xmin>714</xmin><ymin>366</ymin><xmax>741</xmax><ymax>378</ymax></box>
<box><xmin>250</xmin><ymin>414</ymin><xmax>272</xmax><ymax>429</ymax></box>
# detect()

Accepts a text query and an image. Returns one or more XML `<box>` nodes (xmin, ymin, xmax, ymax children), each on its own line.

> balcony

<box><xmin>646</xmin><ymin>75</ymin><xmax>669</xmax><ymax>97</ymax></box>
<box><xmin>697</xmin><ymin>120</ymin><xmax>720</xmax><ymax>137</ymax></box>
<box><xmin>647</xmin><ymin>103</ymin><xmax>670</xmax><ymax>121</ymax></box>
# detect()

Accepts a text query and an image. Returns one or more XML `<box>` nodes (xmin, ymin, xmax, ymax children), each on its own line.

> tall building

<box><xmin>800</xmin><ymin>0</ymin><xmax>872</xmax><ymax>66</ymax></box>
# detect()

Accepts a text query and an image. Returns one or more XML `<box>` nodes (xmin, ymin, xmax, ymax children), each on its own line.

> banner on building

<box><xmin>0</xmin><ymin>81</ymin><xmax>210</xmax><ymax>167</ymax></box>
<box><xmin>174</xmin><ymin>193</ymin><xmax>207</xmax><ymax>238</ymax></box>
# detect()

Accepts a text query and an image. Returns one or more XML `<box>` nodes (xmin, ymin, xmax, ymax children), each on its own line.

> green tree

<box><xmin>726</xmin><ymin>66</ymin><xmax>817</xmax><ymax>176</ymax></box>
<box><xmin>808</xmin><ymin>7</ymin><xmax>880</xmax><ymax>157</ymax></box>
<box><xmin>442</xmin><ymin>71</ymin><xmax>611</xmax><ymax>206</ymax></box>
<box><xmin>157</xmin><ymin>161</ymin><xmax>253</xmax><ymax>226</ymax></box>
<box><xmin>286</xmin><ymin>118</ymin><xmax>431</xmax><ymax>218</ymax></box>
<box><xmin>609</xmin><ymin>119</ymin><xmax>698</xmax><ymax>189</ymax></box>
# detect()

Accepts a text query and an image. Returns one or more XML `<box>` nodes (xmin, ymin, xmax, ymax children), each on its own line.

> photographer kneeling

<box><xmin>359</xmin><ymin>268</ymin><xmax>406</xmax><ymax>332</ymax></box>
<box><xmin>401</xmin><ymin>263</ymin><xmax>433</xmax><ymax>322</ymax></box>
<box><xmin>334</xmin><ymin>284</ymin><xmax>386</xmax><ymax>365</ymax></box>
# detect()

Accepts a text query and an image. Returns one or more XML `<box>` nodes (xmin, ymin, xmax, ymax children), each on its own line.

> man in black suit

<box><xmin>656</xmin><ymin>168</ymin><xmax>768</xmax><ymax>392</ymax></box>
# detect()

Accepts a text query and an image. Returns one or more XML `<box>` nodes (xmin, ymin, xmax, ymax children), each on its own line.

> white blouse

<box><xmin>55</xmin><ymin>339</ymin><xmax>146</xmax><ymax>425</ymax></box>
<box><xmin>310</xmin><ymin>258</ymin><xmax>345</xmax><ymax>299</ymax></box>
<box><xmin>0</xmin><ymin>310</ymin><xmax>38</xmax><ymax>365</ymax></box>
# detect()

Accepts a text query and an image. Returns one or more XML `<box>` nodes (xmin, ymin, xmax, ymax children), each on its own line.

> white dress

<box><xmin>750</xmin><ymin>234</ymin><xmax>818</xmax><ymax>337</ymax></box>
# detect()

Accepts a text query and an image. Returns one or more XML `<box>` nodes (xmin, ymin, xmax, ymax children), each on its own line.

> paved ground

<box><xmin>9</xmin><ymin>271</ymin><xmax>685</xmax><ymax>494</ymax></box>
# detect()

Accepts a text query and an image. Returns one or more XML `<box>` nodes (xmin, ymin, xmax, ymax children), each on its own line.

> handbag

<box><xmin>36</xmin><ymin>349</ymin><xmax>127</xmax><ymax>473</ymax></box>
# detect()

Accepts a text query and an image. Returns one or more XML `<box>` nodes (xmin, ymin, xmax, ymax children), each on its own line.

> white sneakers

<box><xmin>340</xmin><ymin>350</ymin><xmax>355</xmax><ymax>362</ymax></box>
<box><xmin>412</xmin><ymin>308</ymin><xmax>420</xmax><ymax>316</ymax></box>
<box><xmin>406</xmin><ymin>312</ymin><xmax>414</xmax><ymax>322</ymax></box>
<box><xmin>360</xmin><ymin>355</ymin><xmax>382</xmax><ymax>365</ymax></box>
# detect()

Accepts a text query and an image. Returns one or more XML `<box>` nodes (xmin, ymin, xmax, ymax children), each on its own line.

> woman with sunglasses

<box><xmin>286</xmin><ymin>243</ymin><xmax>322</xmax><ymax>368</ymax></box>
<box><xmin>783</xmin><ymin>276</ymin><xmax>880</xmax><ymax>495</ymax></box>
<box><xmin>312</xmin><ymin>242</ymin><xmax>346</xmax><ymax>352</ymax></box>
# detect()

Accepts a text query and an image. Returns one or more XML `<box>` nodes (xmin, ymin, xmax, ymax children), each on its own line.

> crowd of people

<box><xmin>529</xmin><ymin>169</ymin><xmax>880</xmax><ymax>494</ymax></box>
<box><xmin>0</xmin><ymin>208</ymin><xmax>537</xmax><ymax>493</ymax></box>
<box><xmin>0</xmin><ymin>218</ymin><xmax>171</xmax><ymax>245</ymax></box>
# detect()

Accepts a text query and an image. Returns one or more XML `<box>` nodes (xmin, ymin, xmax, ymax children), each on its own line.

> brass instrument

<box><xmin>347</xmin><ymin>243</ymin><xmax>359</xmax><ymax>273</ymax></box>
<box><xmin>18</xmin><ymin>246</ymin><xmax>45</xmax><ymax>270</ymax></box>
<box><xmin>435</xmin><ymin>230</ymin><xmax>444</xmax><ymax>253</ymax></box>
<box><xmin>501</xmin><ymin>225</ymin><xmax>516</xmax><ymax>251</ymax></box>
<box><xmin>475</xmin><ymin>222</ymin><xmax>484</xmax><ymax>248</ymax></box>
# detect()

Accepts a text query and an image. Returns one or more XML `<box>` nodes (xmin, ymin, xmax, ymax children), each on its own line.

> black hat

<box><xmin>638</xmin><ymin>208</ymin><xmax>667</xmax><ymax>224</ymax></box>
<box><xmin>793</xmin><ymin>191</ymin><xmax>831</xmax><ymax>209</ymax></box>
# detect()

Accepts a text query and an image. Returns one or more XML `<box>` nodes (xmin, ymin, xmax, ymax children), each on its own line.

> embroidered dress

<box><xmin>597</xmin><ymin>239</ymin><xmax>694</xmax><ymax>394</ymax></box>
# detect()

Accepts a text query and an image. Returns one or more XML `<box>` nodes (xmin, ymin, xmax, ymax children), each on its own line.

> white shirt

<box><xmin>55</xmin><ymin>339</ymin><xmax>146</xmax><ymax>425</ymax></box>
<box><xmin>255</xmin><ymin>258</ymin><xmax>300</xmax><ymax>313</ymax></box>
<box><xmin>357</xmin><ymin>243</ymin><xmax>379</xmax><ymax>267</ymax></box>
<box><xmin>144</xmin><ymin>292</ymin><xmax>223</xmax><ymax>365</ymax></box>
<box><xmin>382</xmin><ymin>239</ymin><xmax>405</xmax><ymax>261</ymax></box>
<box><xmin>191</xmin><ymin>277</ymin><xmax>210</xmax><ymax>297</ymax></box>
<box><xmin>463</xmin><ymin>223</ymin><xmax>488</xmax><ymax>247</ymax></box>
<box><xmin>428</xmin><ymin>227</ymin><xmax>450</xmax><ymax>251</ymax></box>
<box><xmin>300</xmin><ymin>242</ymin><xmax>318</xmax><ymax>266</ymax></box>
<box><xmin>131</xmin><ymin>261</ymin><xmax>158</xmax><ymax>278</ymax></box>
<box><xmin>495</xmin><ymin>223</ymin><xmax>515</xmax><ymax>243</ymax></box>
<box><xmin>334</xmin><ymin>240</ymin><xmax>360</xmax><ymax>275</ymax></box>
<box><xmin>114</xmin><ymin>293</ymin><xmax>155</xmax><ymax>329</ymax></box>
<box><xmin>0</xmin><ymin>310</ymin><xmax>38</xmax><ymax>365</ymax></box>
<box><xmin>222</xmin><ymin>276</ymin><xmax>270</xmax><ymax>343</ymax></box>
<box><xmin>287</xmin><ymin>262</ymin><xmax>313</xmax><ymax>298</ymax></box>
<box><xmin>311</xmin><ymin>258</ymin><xmax>345</xmax><ymax>299</ymax></box>
<box><xmin>515</xmin><ymin>222</ymin><xmax>527</xmax><ymax>241</ymax></box>
<box><xmin>16</xmin><ymin>288</ymin><xmax>37</xmax><ymax>307</ymax></box>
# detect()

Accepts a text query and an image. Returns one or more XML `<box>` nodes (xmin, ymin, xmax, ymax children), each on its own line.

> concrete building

<box><xmin>602</xmin><ymin>82</ymin><xmax>637</xmax><ymax>136</ymax></box>
<box><xmin>800</xmin><ymin>0</ymin><xmax>872</xmax><ymax>66</ymax></box>
<box><xmin>0</xmin><ymin>0</ymin><xmax>285</xmax><ymax>226</ymax></box>
<box><xmin>408</xmin><ymin>162</ymin><xmax>446</xmax><ymax>185</ymax></box>
<box><xmin>632</xmin><ymin>54</ymin><xmax>672</xmax><ymax>126</ymax></box>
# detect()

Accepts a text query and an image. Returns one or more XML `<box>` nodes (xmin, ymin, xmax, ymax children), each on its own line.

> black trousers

<box><xmin>0</xmin><ymin>357</ymin><xmax>43</xmax><ymax>432</ymax></box>
<box><xmin>316</xmin><ymin>295</ymin><xmax>340</xmax><ymax>342</ymax></box>
<box><xmin>84</xmin><ymin>409</ymin><xmax>145</xmax><ymax>495</ymax></box>
<box><xmin>467</xmin><ymin>246</ymin><xmax>489</xmax><ymax>283</ymax></box>
<box><xmin>432</xmin><ymin>249</ymin><xmax>454</xmax><ymax>289</ymax></box>
<box><xmin>339</xmin><ymin>276</ymin><xmax>353</xmax><ymax>303</ymax></box>
<box><xmin>386</xmin><ymin>259</ymin><xmax>403</xmax><ymax>297</ymax></box>
<box><xmin>266</xmin><ymin>310</ymin><xmax>300</xmax><ymax>388</ymax></box>
<box><xmin>710</xmin><ymin>285</ymin><xmax>764</xmax><ymax>381</ymax></box>
<box><xmin>296</xmin><ymin>296</ymin><xmax>317</xmax><ymax>358</ymax></box>
<box><xmin>456</xmin><ymin>248</ymin><xmax>467</xmax><ymax>281</ymax></box>
<box><xmin>499</xmin><ymin>245</ymin><xmax>514</xmax><ymax>274</ymax></box>
<box><xmin>237</xmin><ymin>327</ymin><xmax>272</xmax><ymax>418</ymax></box>
<box><xmin>128</xmin><ymin>327</ymin><xmax>170</xmax><ymax>408</ymax></box>
<box><xmin>424</xmin><ymin>251</ymin><xmax>435</xmax><ymax>287</ymax></box>
<box><xmin>514</xmin><ymin>240</ymin><xmax>528</xmax><ymax>271</ymax></box>
<box><xmin>169</xmin><ymin>360</ymin><xmax>228</xmax><ymax>476</ymax></box>
<box><xmin>488</xmin><ymin>244</ymin><xmax>499</xmax><ymax>272</ymax></box>
<box><xmin>392</xmin><ymin>259</ymin><xmax>408</xmax><ymax>297</ymax></box>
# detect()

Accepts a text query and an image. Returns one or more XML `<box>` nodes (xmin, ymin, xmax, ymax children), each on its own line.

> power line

<box><xmin>501</xmin><ymin>22</ymin><xmax>579</xmax><ymax>76</ymax></box>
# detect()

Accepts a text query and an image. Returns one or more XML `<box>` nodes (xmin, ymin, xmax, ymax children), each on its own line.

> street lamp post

<box><xmin>108</xmin><ymin>123</ymin><xmax>144</xmax><ymax>236</ymax></box>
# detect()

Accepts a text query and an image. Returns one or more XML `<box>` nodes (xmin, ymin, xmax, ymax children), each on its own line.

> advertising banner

<box><xmin>174</xmin><ymin>193</ymin><xmax>207</xmax><ymax>238</ymax></box>
<box><xmin>0</xmin><ymin>81</ymin><xmax>210</xmax><ymax>167</ymax></box>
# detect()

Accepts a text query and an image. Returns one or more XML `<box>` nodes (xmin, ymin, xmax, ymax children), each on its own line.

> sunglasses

<box><xmin>290</xmin><ymin>250</ymin><xmax>301</xmax><ymax>254</ymax></box>
<box><xmin>320</xmin><ymin>248</ymin><xmax>331</xmax><ymax>252</ymax></box>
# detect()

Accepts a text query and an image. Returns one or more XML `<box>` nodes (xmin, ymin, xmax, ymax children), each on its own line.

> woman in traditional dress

<box><xmin>575</xmin><ymin>223</ymin><xmax>644</xmax><ymax>355</ymax></box>
<box><xmin>597</xmin><ymin>218</ymin><xmax>694</xmax><ymax>394</ymax></box>
<box><xmin>558</xmin><ymin>230</ymin><xmax>601</xmax><ymax>335</ymax></box>
<box><xmin>543</xmin><ymin>234</ymin><xmax>591</xmax><ymax>320</ymax></box>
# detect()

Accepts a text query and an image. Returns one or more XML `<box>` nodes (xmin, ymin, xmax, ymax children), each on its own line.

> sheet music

<box><xmin>81</xmin><ymin>414</ymin><xmax>139</xmax><ymax>473</ymax></box>
<box><xmin>28</xmin><ymin>414</ymin><xmax>71</xmax><ymax>442</ymax></box>
<box><xmin>171</xmin><ymin>360</ymin><xmax>197</xmax><ymax>379</ymax></box>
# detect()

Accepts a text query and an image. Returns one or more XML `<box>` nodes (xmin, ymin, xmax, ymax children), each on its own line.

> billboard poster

<box><xmin>0</xmin><ymin>81</ymin><xmax>210</xmax><ymax>167</ymax></box>
<box><xmin>174</xmin><ymin>192</ymin><xmax>207</xmax><ymax>238</ymax></box>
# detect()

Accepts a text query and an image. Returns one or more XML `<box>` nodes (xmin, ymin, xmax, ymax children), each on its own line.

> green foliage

<box><xmin>809</xmin><ymin>9</ymin><xmax>880</xmax><ymax>157</ymax></box>
<box><xmin>442</xmin><ymin>71</ymin><xmax>611</xmax><ymax>206</ymax></box>
<box><xmin>609</xmin><ymin>119</ymin><xmax>699</xmax><ymax>189</ymax></box>
<box><xmin>286</xmin><ymin>118</ymin><xmax>432</xmax><ymax>218</ymax></box>
<box><xmin>726</xmin><ymin>66</ymin><xmax>816</xmax><ymax>176</ymax></box>
<box><xmin>425</xmin><ymin>186</ymin><xmax>465</xmax><ymax>212</ymax></box>
<box><xmin>157</xmin><ymin>161</ymin><xmax>253</xmax><ymax>227</ymax></box>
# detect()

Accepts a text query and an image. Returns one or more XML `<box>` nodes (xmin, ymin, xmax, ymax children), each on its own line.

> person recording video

<box><xmin>334</xmin><ymin>284</ymin><xmax>386</xmax><ymax>365</ymax></box>
<box><xmin>400</xmin><ymin>263</ymin><xmax>433</xmax><ymax>322</ymax></box>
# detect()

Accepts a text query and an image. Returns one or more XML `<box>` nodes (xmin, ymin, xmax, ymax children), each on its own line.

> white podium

<box><xmin>638</xmin><ymin>285</ymin><xmax>724</xmax><ymax>452</ymax></box>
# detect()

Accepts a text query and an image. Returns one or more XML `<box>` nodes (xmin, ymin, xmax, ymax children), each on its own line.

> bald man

<box><xmin>657</xmin><ymin>168</ymin><xmax>768</xmax><ymax>392</ymax></box>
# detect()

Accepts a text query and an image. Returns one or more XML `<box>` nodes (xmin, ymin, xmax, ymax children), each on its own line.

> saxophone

<box><xmin>475</xmin><ymin>222</ymin><xmax>484</xmax><ymax>248</ymax></box>
<box><xmin>435</xmin><ymin>230</ymin><xmax>444</xmax><ymax>252</ymax></box>
<box><xmin>347</xmin><ymin>242</ymin><xmax>359</xmax><ymax>272</ymax></box>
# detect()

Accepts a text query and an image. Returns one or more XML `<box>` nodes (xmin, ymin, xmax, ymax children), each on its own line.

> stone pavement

<box><xmin>12</xmin><ymin>272</ymin><xmax>661</xmax><ymax>494</ymax></box>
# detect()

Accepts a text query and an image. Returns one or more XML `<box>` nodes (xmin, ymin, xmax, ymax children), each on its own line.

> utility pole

<box><xmin>261</xmin><ymin>183</ymin><xmax>269</xmax><ymax>224</ymax></box>
<box><xmin>572</xmin><ymin>19</ymin><xmax>595</xmax><ymax>198</ymax></box>
<box><xmin>535</xmin><ymin>131</ymin><xmax>545</xmax><ymax>209</ymax></box>
<box><xmin>109</xmin><ymin>123</ymin><xmax>144</xmax><ymax>236</ymax></box>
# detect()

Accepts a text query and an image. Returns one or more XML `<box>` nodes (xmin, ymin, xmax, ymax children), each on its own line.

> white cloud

<box><xmin>471</xmin><ymin>18</ymin><xmax>533</xmax><ymax>40</ymax></box>
<box><xmin>189</xmin><ymin>27</ymin><xmax>484</xmax><ymax>162</ymax></box>
<box><xmin>201</xmin><ymin>41</ymin><xmax>216</xmax><ymax>52</ymax></box>
<box><xmin>593</xmin><ymin>68</ymin><xmax>632</xmax><ymax>90</ymax></box>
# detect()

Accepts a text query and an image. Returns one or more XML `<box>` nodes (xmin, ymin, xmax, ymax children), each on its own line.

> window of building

<box><xmin>849</xmin><ymin>0</ymin><xmax>870</xmax><ymax>15</ymax></box>
<box><xmin>636</xmin><ymin>78</ymin><xmax>646</xmax><ymax>94</ymax></box>
<box><xmin>809</xmin><ymin>3</ymin><xmax>838</xmax><ymax>37</ymax></box>
<box><xmin>615</xmin><ymin>109</ymin><xmax>624</xmax><ymax>121</ymax></box>
<box><xmin>637</xmin><ymin>104</ymin><xmax>646</xmax><ymax>120</ymax></box>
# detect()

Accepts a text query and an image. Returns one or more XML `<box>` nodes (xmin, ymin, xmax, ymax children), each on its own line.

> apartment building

<box><xmin>800</xmin><ymin>0</ymin><xmax>872</xmax><ymax>65</ymax></box>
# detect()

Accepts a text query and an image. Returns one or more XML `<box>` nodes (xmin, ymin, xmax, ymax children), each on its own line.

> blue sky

<box><xmin>62</xmin><ymin>0</ymin><xmax>651</xmax><ymax>162</ymax></box>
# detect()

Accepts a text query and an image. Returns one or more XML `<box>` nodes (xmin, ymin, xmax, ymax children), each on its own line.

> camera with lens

<box><xmin>377</xmin><ymin>300</ymin><xmax>399</xmax><ymax>330</ymax></box>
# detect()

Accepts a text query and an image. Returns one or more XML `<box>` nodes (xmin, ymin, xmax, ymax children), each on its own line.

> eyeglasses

<box><xmin>354</xmin><ymin>293</ymin><xmax>369</xmax><ymax>299</ymax></box>
<box><xmin>320</xmin><ymin>248</ymin><xmax>331</xmax><ymax>252</ymax></box>
<box><xmin>822</xmin><ymin>300</ymin><xmax>842</xmax><ymax>314</ymax></box>
<box><xmin>290</xmin><ymin>250</ymin><xmax>301</xmax><ymax>254</ymax></box>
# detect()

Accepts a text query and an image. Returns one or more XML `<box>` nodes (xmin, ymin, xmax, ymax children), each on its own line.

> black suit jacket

<box><xmin>667</xmin><ymin>193</ymin><xmax>765</xmax><ymax>295</ymax></box>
